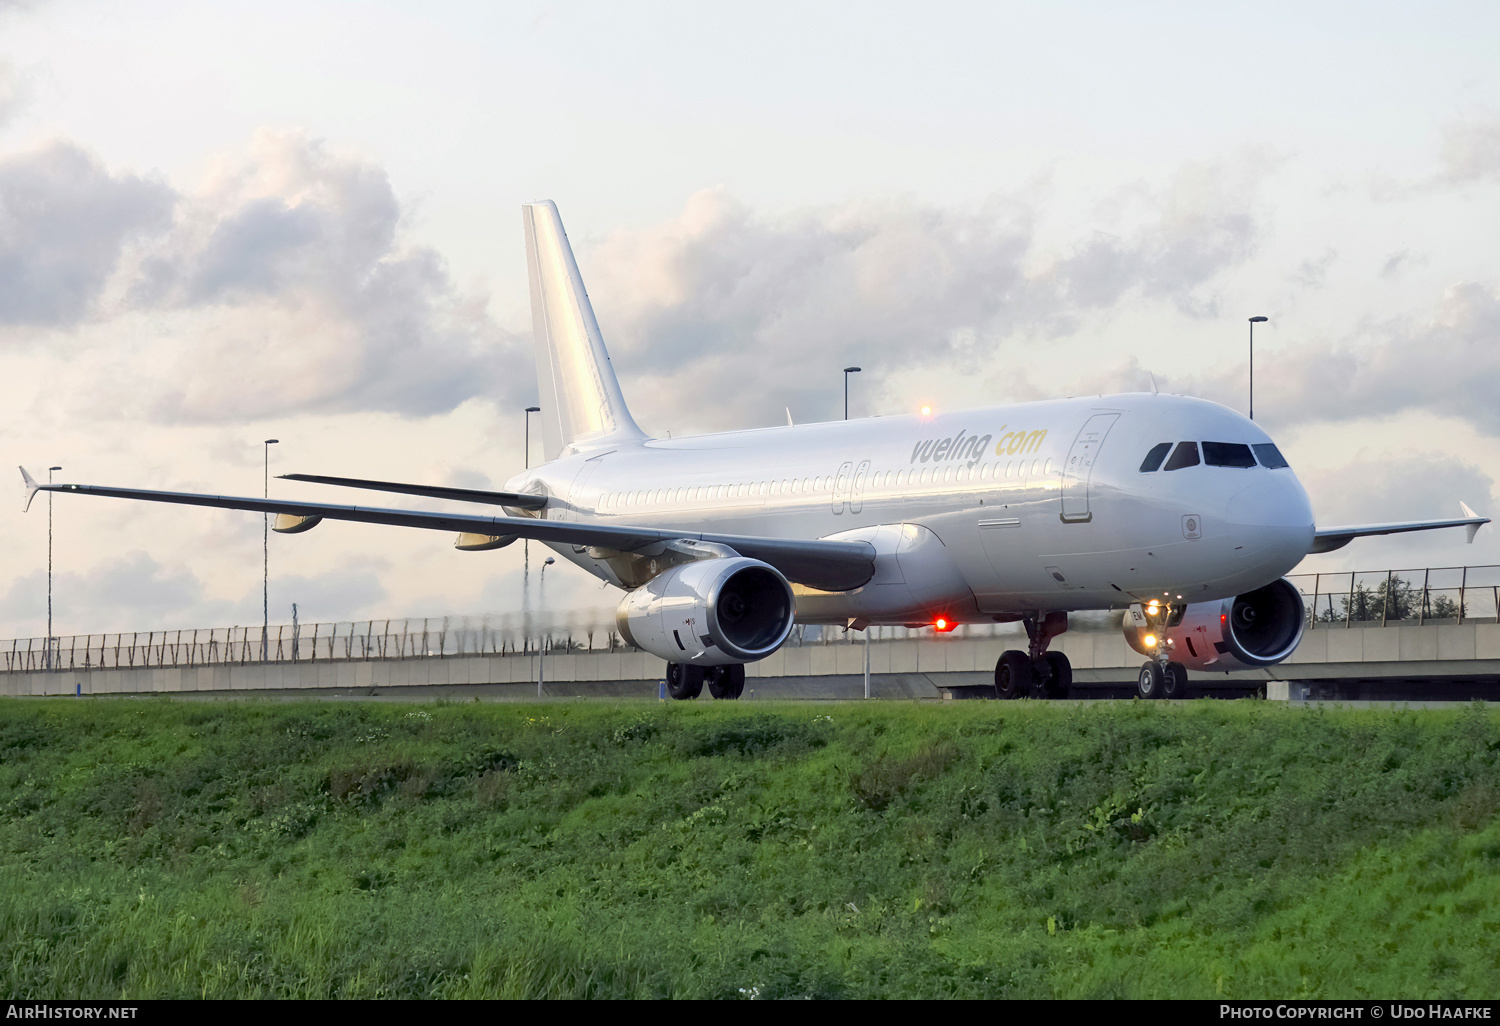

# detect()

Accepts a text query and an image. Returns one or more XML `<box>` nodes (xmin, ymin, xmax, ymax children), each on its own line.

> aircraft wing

<box><xmin>19</xmin><ymin>471</ymin><xmax>875</xmax><ymax>592</ymax></box>
<box><xmin>1310</xmin><ymin>502</ymin><xmax>1489</xmax><ymax>554</ymax></box>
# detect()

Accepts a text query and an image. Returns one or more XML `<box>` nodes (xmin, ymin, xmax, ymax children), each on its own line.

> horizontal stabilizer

<box><xmin>279</xmin><ymin>473</ymin><xmax>547</xmax><ymax>511</ymax></box>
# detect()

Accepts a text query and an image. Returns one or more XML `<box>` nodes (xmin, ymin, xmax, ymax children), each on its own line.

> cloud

<box><xmin>1379</xmin><ymin>249</ymin><xmax>1420</xmax><ymax>278</ymax></box>
<box><xmin>36</xmin><ymin>129</ymin><xmax>529</xmax><ymax>424</ymax></box>
<box><xmin>1292</xmin><ymin>249</ymin><xmax>1337</xmax><ymax>288</ymax></box>
<box><xmin>583</xmin><ymin>164</ymin><xmax>1263</xmax><ymax>432</ymax></box>
<box><xmin>0</xmin><ymin>60</ymin><xmax>21</xmax><ymax>129</ymax></box>
<box><xmin>0</xmin><ymin>551</ymin><xmax>218</xmax><ymax>636</ymax></box>
<box><xmin>1175</xmin><ymin>280</ymin><xmax>1500</xmax><ymax>436</ymax></box>
<box><xmin>0</xmin><ymin>140</ymin><xmax>174</xmax><ymax>327</ymax></box>
<box><xmin>1302</xmin><ymin>455</ymin><xmax>1494</xmax><ymax>529</ymax></box>
<box><xmin>0</xmin><ymin>547</ymin><xmax>392</xmax><ymax>637</ymax></box>
<box><xmin>1439</xmin><ymin>112</ymin><xmax>1500</xmax><ymax>185</ymax></box>
<box><xmin>1294</xmin><ymin>453</ymin><xmax>1499</xmax><ymax>573</ymax></box>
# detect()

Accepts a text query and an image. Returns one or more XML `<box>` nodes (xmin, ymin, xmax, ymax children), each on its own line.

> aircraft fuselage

<box><xmin>510</xmin><ymin>392</ymin><xmax>1315</xmax><ymax>626</ymax></box>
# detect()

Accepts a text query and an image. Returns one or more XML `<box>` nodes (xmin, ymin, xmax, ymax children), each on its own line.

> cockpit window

<box><xmin>1253</xmin><ymin>443</ymin><xmax>1289</xmax><ymax>469</ymax></box>
<box><xmin>1162</xmin><ymin>441</ymin><xmax>1200</xmax><ymax>471</ymax></box>
<box><xmin>1139</xmin><ymin>442</ymin><xmax>1172</xmax><ymax>472</ymax></box>
<box><xmin>1202</xmin><ymin>442</ymin><xmax>1256</xmax><ymax>468</ymax></box>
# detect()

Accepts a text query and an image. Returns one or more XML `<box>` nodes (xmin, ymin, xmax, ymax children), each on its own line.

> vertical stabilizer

<box><xmin>522</xmin><ymin>201</ymin><xmax>645</xmax><ymax>460</ymax></box>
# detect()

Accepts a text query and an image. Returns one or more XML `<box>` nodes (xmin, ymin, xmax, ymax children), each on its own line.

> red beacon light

<box><xmin>933</xmin><ymin>617</ymin><xmax>957</xmax><ymax>633</ymax></box>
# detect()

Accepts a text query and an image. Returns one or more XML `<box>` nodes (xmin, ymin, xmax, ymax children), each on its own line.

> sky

<box><xmin>3</xmin><ymin>0</ymin><xmax>1500</xmax><ymax>639</ymax></box>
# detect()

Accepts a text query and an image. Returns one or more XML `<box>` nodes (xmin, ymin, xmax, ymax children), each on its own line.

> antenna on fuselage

<box><xmin>786</xmin><ymin>408</ymin><xmax>795</xmax><ymax>427</ymax></box>
<box><xmin>1148</xmin><ymin>372</ymin><xmax>1159</xmax><ymax>395</ymax></box>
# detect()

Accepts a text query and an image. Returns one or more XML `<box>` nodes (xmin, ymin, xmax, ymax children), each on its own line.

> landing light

<box><xmin>1143</xmin><ymin>634</ymin><xmax>1157</xmax><ymax>647</ymax></box>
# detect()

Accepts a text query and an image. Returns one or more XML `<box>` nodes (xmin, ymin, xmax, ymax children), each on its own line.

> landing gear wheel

<box><xmin>705</xmin><ymin>664</ymin><xmax>746</xmax><ymax>700</ymax></box>
<box><xmin>1040</xmin><ymin>651</ymin><xmax>1072</xmax><ymax>699</ymax></box>
<box><xmin>1137</xmin><ymin>661</ymin><xmax>1165</xmax><ymax>700</ymax></box>
<box><xmin>666</xmin><ymin>662</ymin><xmax>704</xmax><ymax>700</ymax></box>
<box><xmin>1162</xmin><ymin>661</ymin><xmax>1188</xmax><ymax>700</ymax></box>
<box><xmin>995</xmin><ymin>650</ymin><xmax>1033</xmax><ymax>700</ymax></box>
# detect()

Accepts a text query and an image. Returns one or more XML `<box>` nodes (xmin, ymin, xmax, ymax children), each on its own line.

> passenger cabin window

<box><xmin>1202</xmin><ymin>442</ymin><xmax>1256</xmax><ymax>468</ymax></box>
<box><xmin>1163</xmin><ymin>441</ymin><xmax>1200</xmax><ymax>471</ymax></box>
<box><xmin>1253</xmin><ymin>443</ymin><xmax>1290</xmax><ymax>469</ymax></box>
<box><xmin>1139</xmin><ymin>442</ymin><xmax>1172</xmax><ymax>472</ymax></box>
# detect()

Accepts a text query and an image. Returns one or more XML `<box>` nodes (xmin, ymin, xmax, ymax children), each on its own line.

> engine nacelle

<box><xmin>1123</xmin><ymin>578</ymin><xmax>1306</xmax><ymax>672</ymax></box>
<box><xmin>616</xmin><ymin>557</ymin><xmax>795</xmax><ymax>666</ymax></box>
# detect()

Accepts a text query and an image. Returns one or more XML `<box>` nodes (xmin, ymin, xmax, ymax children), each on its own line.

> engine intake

<box><xmin>1123</xmin><ymin>578</ymin><xmax>1305</xmax><ymax>672</ymax></box>
<box><xmin>616</xmin><ymin>557</ymin><xmax>796</xmax><ymax>666</ymax></box>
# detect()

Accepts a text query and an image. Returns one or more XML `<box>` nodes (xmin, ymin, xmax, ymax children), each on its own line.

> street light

<box><xmin>1248</xmin><ymin>317</ymin><xmax>1268</xmax><ymax>420</ymax></box>
<box><xmin>524</xmin><ymin>406</ymin><xmax>540</xmax><ymax>469</ymax></box>
<box><xmin>537</xmin><ymin>556</ymin><xmax>555</xmax><ymax>698</ymax></box>
<box><xmin>843</xmin><ymin>367</ymin><xmax>862</xmax><ymax>421</ymax></box>
<box><xmin>523</xmin><ymin>407</ymin><xmax>541</xmax><ymax>640</ymax></box>
<box><xmin>263</xmin><ymin>439</ymin><xmax>279</xmax><ymax>661</ymax></box>
<box><xmin>46</xmin><ymin>466</ymin><xmax>61</xmax><ymax>671</ymax></box>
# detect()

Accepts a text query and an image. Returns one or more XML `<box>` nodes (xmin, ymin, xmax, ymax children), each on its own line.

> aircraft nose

<box><xmin>1226</xmin><ymin>474</ymin><xmax>1315</xmax><ymax>569</ymax></box>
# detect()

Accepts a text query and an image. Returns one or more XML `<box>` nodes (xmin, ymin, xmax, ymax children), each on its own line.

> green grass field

<box><xmin>1</xmin><ymin>696</ymin><xmax>1498</xmax><ymax>999</ymax></box>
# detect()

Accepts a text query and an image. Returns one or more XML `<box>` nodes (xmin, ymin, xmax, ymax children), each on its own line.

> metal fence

<box><xmin>9</xmin><ymin>564</ymin><xmax>1499</xmax><ymax>674</ymax></box>
<box><xmin>1286</xmin><ymin>565</ymin><xmax>1500</xmax><ymax>628</ymax></box>
<box><xmin>0</xmin><ymin>613</ymin><xmax>1024</xmax><ymax>675</ymax></box>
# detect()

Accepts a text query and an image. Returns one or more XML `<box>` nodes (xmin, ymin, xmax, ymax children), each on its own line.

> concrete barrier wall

<box><xmin>8</xmin><ymin>623</ymin><xmax>1500</xmax><ymax>697</ymax></box>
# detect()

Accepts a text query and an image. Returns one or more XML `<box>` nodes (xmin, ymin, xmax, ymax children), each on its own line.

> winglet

<box><xmin>1461</xmin><ymin>501</ymin><xmax>1485</xmax><ymax>543</ymax></box>
<box><xmin>19</xmin><ymin>466</ymin><xmax>42</xmax><ymax>512</ymax></box>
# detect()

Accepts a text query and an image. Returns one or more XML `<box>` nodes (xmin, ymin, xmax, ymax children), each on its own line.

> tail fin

<box><xmin>522</xmin><ymin>201</ymin><xmax>645</xmax><ymax>461</ymax></box>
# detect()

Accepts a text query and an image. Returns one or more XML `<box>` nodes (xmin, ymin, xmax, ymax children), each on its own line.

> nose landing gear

<box><xmin>1135</xmin><ymin>601</ymin><xmax>1188</xmax><ymax>700</ymax></box>
<box><xmin>994</xmin><ymin>611</ymin><xmax>1071</xmax><ymax>699</ymax></box>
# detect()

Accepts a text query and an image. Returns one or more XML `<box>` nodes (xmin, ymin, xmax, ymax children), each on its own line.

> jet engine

<box><xmin>616</xmin><ymin>557</ymin><xmax>796</xmax><ymax>666</ymax></box>
<box><xmin>1123</xmin><ymin>578</ymin><xmax>1306</xmax><ymax>672</ymax></box>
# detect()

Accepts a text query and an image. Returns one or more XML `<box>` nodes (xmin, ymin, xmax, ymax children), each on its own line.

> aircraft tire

<box><xmin>706</xmin><ymin>664</ymin><xmax>746</xmax><ymax>700</ymax></box>
<box><xmin>1162</xmin><ymin>662</ymin><xmax>1188</xmax><ymax>699</ymax></box>
<box><xmin>666</xmin><ymin>662</ymin><xmax>705</xmax><ymax>700</ymax></box>
<box><xmin>1137</xmin><ymin>661</ymin><xmax>1165</xmax><ymax>700</ymax></box>
<box><xmin>1041</xmin><ymin>651</ymin><xmax>1072</xmax><ymax>698</ymax></box>
<box><xmin>995</xmin><ymin>650</ymin><xmax>1032</xmax><ymax>699</ymax></box>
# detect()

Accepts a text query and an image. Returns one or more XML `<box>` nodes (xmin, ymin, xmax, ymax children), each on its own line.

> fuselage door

<box><xmin>563</xmin><ymin>454</ymin><xmax>608</xmax><ymax>550</ymax></box>
<box><xmin>849</xmin><ymin>460</ymin><xmax>870</xmax><ymax>513</ymax></box>
<box><xmin>832</xmin><ymin>461</ymin><xmax>853</xmax><ymax>514</ymax></box>
<box><xmin>1060</xmin><ymin>414</ymin><xmax>1119</xmax><ymax>523</ymax></box>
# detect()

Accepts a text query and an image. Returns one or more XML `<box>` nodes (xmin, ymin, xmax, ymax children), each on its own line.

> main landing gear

<box><xmin>1135</xmin><ymin>600</ymin><xmax>1188</xmax><ymax>700</ymax></box>
<box><xmin>994</xmin><ymin>611</ymin><xmax>1072</xmax><ymax>700</ymax></box>
<box><xmin>665</xmin><ymin>662</ymin><xmax>745</xmax><ymax>700</ymax></box>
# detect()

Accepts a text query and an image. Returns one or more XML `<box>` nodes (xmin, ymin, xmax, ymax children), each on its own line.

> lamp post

<box><xmin>262</xmin><ymin>438</ymin><xmax>279</xmax><ymax>661</ymax></box>
<box><xmin>523</xmin><ymin>406</ymin><xmax>540</xmax><ymax>648</ymax></box>
<box><xmin>843</xmin><ymin>366</ymin><xmax>861</xmax><ymax>420</ymax></box>
<box><xmin>1248</xmin><ymin>317</ymin><xmax>1268</xmax><ymax>420</ymax></box>
<box><xmin>524</xmin><ymin>406</ymin><xmax>540</xmax><ymax>469</ymax></box>
<box><xmin>46</xmin><ymin>466</ymin><xmax>61</xmax><ymax>671</ymax></box>
<box><xmin>537</xmin><ymin>556</ymin><xmax>555</xmax><ymax>698</ymax></box>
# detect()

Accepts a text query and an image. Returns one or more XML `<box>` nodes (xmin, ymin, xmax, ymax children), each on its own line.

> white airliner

<box><xmin>20</xmin><ymin>201</ymin><xmax>1490</xmax><ymax>700</ymax></box>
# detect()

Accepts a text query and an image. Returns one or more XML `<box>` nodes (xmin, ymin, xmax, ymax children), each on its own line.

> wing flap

<box><xmin>278</xmin><ymin>473</ymin><xmax>547</xmax><ymax>510</ymax></box>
